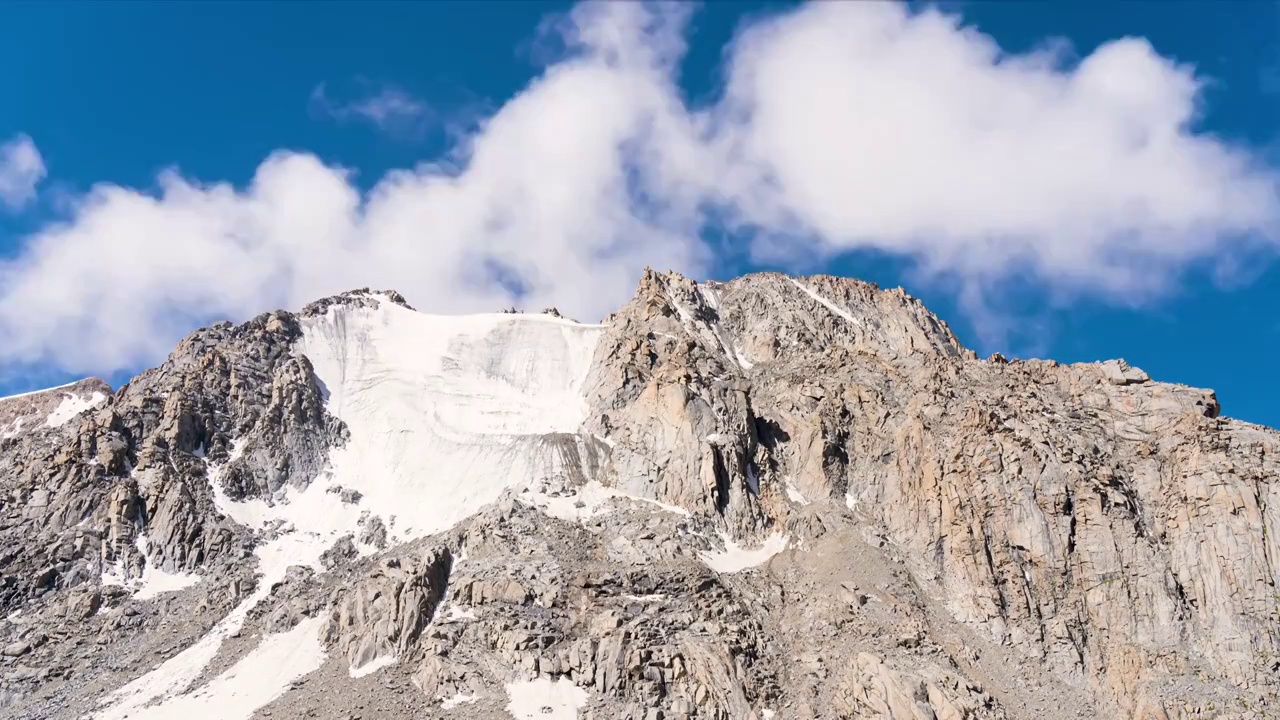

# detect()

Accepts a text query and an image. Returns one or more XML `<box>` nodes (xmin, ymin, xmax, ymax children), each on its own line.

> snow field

<box><xmin>296</xmin><ymin>297</ymin><xmax>607</xmax><ymax>543</ymax></box>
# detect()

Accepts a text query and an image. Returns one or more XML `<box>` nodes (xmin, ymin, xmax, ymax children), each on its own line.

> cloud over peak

<box><xmin>2</xmin><ymin>2</ymin><xmax>1277</xmax><ymax>374</ymax></box>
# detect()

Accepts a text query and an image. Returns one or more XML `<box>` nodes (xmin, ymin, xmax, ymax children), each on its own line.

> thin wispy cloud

<box><xmin>311</xmin><ymin>82</ymin><xmax>432</xmax><ymax>137</ymax></box>
<box><xmin>0</xmin><ymin>134</ymin><xmax>46</xmax><ymax>211</ymax></box>
<box><xmin>1</xmin><ymin>2</ymin><xmax>1277</xmax><ymax>374</ymax></box>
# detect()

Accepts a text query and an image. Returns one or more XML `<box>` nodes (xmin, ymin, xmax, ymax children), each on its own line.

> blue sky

<box><xmin>1</xmin><ymin>1</ymin><xmax>1278</xmax><ymax>429</ymax></box>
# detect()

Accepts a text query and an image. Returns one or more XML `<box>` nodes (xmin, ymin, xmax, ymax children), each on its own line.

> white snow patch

<box><xmin>788</xmin><ymin>278</ymin><xmax>864</xmax><ymax>328</ymax></box>
<box><xmin>763</xmin><ymin>710</ymin><xmax>777</xmax><ymax>719</ymax></box>
<box><xmin>0</xmin><ymin>383</ymin><xmax>107</xmax><ymax>436</ymax></box>
<box><xmin>130</xmin><ymin>535</ymin><xmax>202</xmax><ymax>600</ymax></box>
<box><xmin>110</xmin><ymin>616</ymin><xmax>327</xmax><ymax>720</ymax></box>
<box><xmin>525</xmin><ymin>480</ymin><xmax>690</xmax><ymax>522</ymax></box>
<box><xmin>133</xmin><ymin>564</ymin><xmax>201</xmax><ymax>600</ymax></box>
<box><xmin>211</xmin><ymin>468</ymin><xmax>368</xmax><ymax>547</ymax></box>
<box><xmin>46</xmin><ymin>390</ymin><xmax>106</xmax><ymax>427</ymax></box>
<box><xmin>99</xmin><ymin>561</ymin><xmax>126</xmax><ymax>588</ymax></box>
<box><xmin>296</xmin><ymin>302</ymin><xmax>605</xmax><ymax>544</ymax></box>
<box><xmin>505</xmin><ymin>677</ymin><xmax>589</xmax><ymax>720</ymax></box>
<box><xmin>661</xmin><ymin>282</ymin><xmax>755</xmax><ymax>371</ymax></box>
<box><xmin>699</xmin><ymin>532</ymin><xmax>789</xmax><ymax>573</ymax></box>
<box><xmin>349</xmin><ymin>653</ymin><xmax>397</xmax><ymax>678</ymax></box>
<box><xmin>784</xmin><ymin>478</ymin><xmax>810</xmax><ymax>506</ymax></box>
<box><xmin>439</xmin><ymin>604</ymin><xmax>477</xmax><ymax>622</ymax></box>
<box><xmin>441</xmin><ymin>692</ymin><xmax>478</xmax><ymax>709</ymax></box>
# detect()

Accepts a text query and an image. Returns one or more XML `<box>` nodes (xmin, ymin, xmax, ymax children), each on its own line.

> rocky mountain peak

<box><xmin>0</xmin><ymin>271</ymin><xmax>1275</xmax><ymax>720</ymax></box>
<box><xmin>301</xmin><ymin>288</ymin><xmax>415</xmax><ymax>317</ymax></box>
<box><xmin>620</xmin><ymin>269</ymin><xmax>975</xmax><ymax>375</ymax></box>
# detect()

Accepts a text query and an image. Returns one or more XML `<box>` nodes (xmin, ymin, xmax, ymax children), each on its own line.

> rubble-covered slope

<box><xmin>0</xmin><ymin>272</ymin><xmax>1275</xmax><ymax>720</ymax></box>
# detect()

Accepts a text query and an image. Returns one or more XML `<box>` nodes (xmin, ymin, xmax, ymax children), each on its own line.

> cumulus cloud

<box><xmin>2</xmin><ymin>2</ymin><xmax>1277</xmax><ymax>374</ymax></box>
<box><xmin>311</xmin><ymin>83</ymin><xmax>432</xmax><ymax>137</ymax></box>
<box><xmin>709</xmin><ymin>4</ymin><xmax>1279</xmax><ymax>338</ymax></box>
<box><xmin>0</xmin><ymin>134</ymin><xmax>46</xmax><ymax>211</ymax></box>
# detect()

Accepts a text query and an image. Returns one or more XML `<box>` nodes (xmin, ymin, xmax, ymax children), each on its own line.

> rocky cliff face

<box><xmin>0</xmin><ymin>272</ymin><xmax>1275</xmax><ymax>720</ymax></box>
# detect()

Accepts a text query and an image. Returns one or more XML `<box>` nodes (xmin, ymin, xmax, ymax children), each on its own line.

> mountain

<box><xmin>0</xmin><ymin>271</ymin><xmax>1275</xmax><ymax>720</ymax></box>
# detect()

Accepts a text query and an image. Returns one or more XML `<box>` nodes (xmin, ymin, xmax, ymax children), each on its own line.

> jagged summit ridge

<box><xmin>632</xmin><ymin>269</ymin><xmax>976</xmax><ymax>367</ymax></box>
<box><xmin>295</xmin><ymin>268</ymin><xmax>977</xmax><ymax>367</ymax></box>
<box><xmin>300</xmin><ymin>287</ymin><xmax>416</xmax><ymax>316</ymax></box>
<box><xmin>0</xmin><ymin>270</ymin><xmax>1274</xmax><ymax>720</ymax></box>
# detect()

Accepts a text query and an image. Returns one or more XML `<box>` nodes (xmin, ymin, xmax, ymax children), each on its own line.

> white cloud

<box><xmin>711</xmin><ymin>6</ymin><xmax>1277</xmax><ymax>313</ymax></box>
<box><xmin>311</xmin><ymin>83</ymin><xmax>432</xmax><ymax>136</ymax></box>
<box><xmin>0</xmin><ymin>134</ymin><xmax>46</xmax><ymax>211</ymax></box>
<box><xmin>2</xmin><ymin>2</ymin><xmax>1277</xmax><ymax>374</ymax></box>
